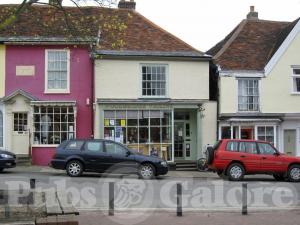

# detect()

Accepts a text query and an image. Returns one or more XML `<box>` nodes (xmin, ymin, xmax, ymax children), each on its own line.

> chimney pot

<box><xmin>118</xmin><ymin>0</ymin><xmax>136</xmax><ymax>10</ymax></box>
<box><xmin>247</xmin><ymin>6</ymin><xmax>258</xmax><ymax>20</ymax></box>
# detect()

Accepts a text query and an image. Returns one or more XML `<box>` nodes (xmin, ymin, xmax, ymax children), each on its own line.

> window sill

<box><xmin>237</xmin><ymin>111</ymin><xmax>260</xmax><ymax>113</ymax></box>
<box><xmin>139</xmin><ymin>96</ymin><xmax>168</xmax><ymax>99</ymax></box>
<box><xmin>44</xmin><ymin>90</ymin><xmax>70</xmax><ymax>94</ymax></box>
<box><xmin>291</xmin><ymin>92</ymin><xmax>300</xmax><ymax>95</ymax></box>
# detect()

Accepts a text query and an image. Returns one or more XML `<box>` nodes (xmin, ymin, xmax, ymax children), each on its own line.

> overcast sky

<box><xmin>3</xmin><ymin>0</ymin><xmax>300</xmax><ymax>51</ymax></box>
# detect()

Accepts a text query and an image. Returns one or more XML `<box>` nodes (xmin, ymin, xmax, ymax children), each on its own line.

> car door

<box><xmin>238</xmin><ymin>141</ymin><xmax>261</xmax><ymax>173</ymax></box>
<box><xmin>257</xmin><ymin>142</ymin><xmax>286</xmax><ymax>173</ymax></box>
<box><xmin>82</xmin><ymin>140</ymin><xmax>111</xmax><ymax>172</ymax></box>
<box><xmin>104</xmin><ymin>141</ymin><xmax>139</xmax><ymax>173</ymax></box>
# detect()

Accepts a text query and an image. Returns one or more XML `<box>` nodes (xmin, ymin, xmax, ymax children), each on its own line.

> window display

<box><xmin>103</xmin><ymin>109</ymin><xmax>172</xmax><ymax>161</ymax></box>
<box><xmin>33</xmin><ymin>106</ymin><xmax>75</xmax><ymax>145</ymax></box>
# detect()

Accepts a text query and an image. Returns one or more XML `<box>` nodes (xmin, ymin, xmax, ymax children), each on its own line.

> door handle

<box><xmin>262</xmin><ymin>157</ymin><xmax>267</xmax><ymax>160</ymax></box>
<box><xmin>240</xmin><ymin>155</ymin><xmax>246</xmax><ymax>158</ymax></box>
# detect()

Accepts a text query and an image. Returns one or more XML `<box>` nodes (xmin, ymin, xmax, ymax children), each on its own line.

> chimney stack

<box><xmin>247</xmin><ymin>6</ymin><xmax>259</xmax><ymax>20</ymax></box>
<box><xmin>118</xmin><ymin>0</ymin><xmax>136</xmax><ymax>10</ymax></box>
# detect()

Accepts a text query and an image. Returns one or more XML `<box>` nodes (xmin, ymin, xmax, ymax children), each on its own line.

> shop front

<box><xmin>96</xmin><ymin>101</ymin><xmax>205</xmax><ymax>163</ymax></box>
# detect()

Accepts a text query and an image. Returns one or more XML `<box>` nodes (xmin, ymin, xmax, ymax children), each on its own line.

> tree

<box><xmin>0</xmin><ymin>0</ymin><xmax>130</xmax><ymax>48</ymax></box>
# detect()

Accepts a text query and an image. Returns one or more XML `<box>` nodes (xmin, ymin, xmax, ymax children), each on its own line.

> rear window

<box><xmin>65</xmin><ymin>141</ymin><xmax>84</xmax><ymax>150</ymax></box>
<box><xmin>226</xmin><ymin>141</ymin><xmax>239</xmax><ymax>152</ymax></box>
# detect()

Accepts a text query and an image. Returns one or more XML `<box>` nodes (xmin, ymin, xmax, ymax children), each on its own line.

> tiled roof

<box><xmin>207</xmin><ymin>18</ymin><xmax>299</xmax><ymax>71</ymax></box>
<box><xmin>0</xmin><ymin>4</ymin><xmax>204</xmax><ymax>56</ymax></box>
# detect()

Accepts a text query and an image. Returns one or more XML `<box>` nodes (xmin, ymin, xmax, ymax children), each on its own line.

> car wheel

<box><xmin>227</xmin><ymin>163</ymin><xmax>245</xmax><ymax>181</ymax></box>
<box><xmin>66</xmin><ymin>160</ymin><xmax>83</xmax><ymax>177</ymax></box>
<box><xmin>206</xmin><ymin>147</ymin><xmax>214</xmax><ymax>165</ymax></box>
<box><xmin>273</xmin><ymin>174</ymin><xmax>285</xmax><ymax>181</ymax></box>
<box><xmin>288</xmin><ymin>165</ymin><xmax>300</xmax><ymax>182</ymax></box>
<box><xmin>138</xmin><ymin>164</ymin><xmax>155</xmax><ymax>179</ymax></box>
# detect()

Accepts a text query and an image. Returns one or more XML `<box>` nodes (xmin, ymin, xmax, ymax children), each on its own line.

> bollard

<box><xmin>30</xmin><ymin>179</ymin><xmax>36</xmax><ymax>189</ymax></box>
<box><xmin>109</xmin><ymin>182</ymin><xmax>114</xmax><ymax>216</ymax></box>
<box><xmin>242</xmin><ymin>183</ymin><xmax>248</xmax><ymax>215</ymax></box>
<box><xmin>177</xmin><ymin>183</ymin><xmax>182</xmax><ymax>217</ymax></box>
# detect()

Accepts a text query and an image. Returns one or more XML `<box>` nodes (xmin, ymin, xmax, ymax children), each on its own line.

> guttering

<box><xmin>1</xmin><ymin>36</ymin><xmax>97</xmax><ymax>45</ymax></box>
<box><xmin>93</xmin><ymin>50</ymin><xmax>211</xmax><ymax>61</ymax></box>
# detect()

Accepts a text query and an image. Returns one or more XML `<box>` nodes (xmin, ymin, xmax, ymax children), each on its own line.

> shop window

<box><xmin>33</xmin><ymin>106</ymin><xmax>75</xmax><ymax>145</ymax></box>
<box><xmin>103</xmin><ymin>110</ymin><xmax>172</xmax><ymax>161</ymax></box>
<box><xmin>13</xmin><ymin>113</ymin><xmax>28</xmax><ymax>132</ymax></box>
<box><xmin>46</xmin><ymin>50</ymin><xmax>69</xmax><ymax>93</ymax></box>
<box><xmin>292</xmin><ymin>68</ymin><xmax>300</xmax><ymax>93</ymax></box>
<box><xmin>0</xmin><ymin>111</ymin><xmax>3</xmax><ymax>147</ymax></box>
<box><xmin>221</xmin><ymin>126</ymin><xmax>231</xmax><ymax>139</ymax></box>
<box><xmin>141</xmin><ymin>64</ymin><xmax>167</xmax><ymax>97</ymax></box>
<box><xmin>238</xmin><ymin>79</ymin><xmax>259</xmax><ymax>111</ymax></box>
<box><xmin>257</xmin><ymin>126</ymin><xmax>274</xmax><ymax>144</ymax></box>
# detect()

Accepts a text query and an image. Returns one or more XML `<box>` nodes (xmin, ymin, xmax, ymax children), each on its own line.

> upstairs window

<box><xmin>238</xmin><ymin>79</ymin><xmax>259</xmax><ymax>111</ymax></box>
<box><xmin>292</xmin><ymin>68</ymin><xmax>300</xmax><ymax>93</ymax></box>
<box><xmin>46</xmin><ymin>50</ymin><xmax>69</xmax><ymax>93</ymax></box>
<box><xmin>141</xmin><ymin>64</ymin><xmax>167</xmax><ymax>97</ymax></box>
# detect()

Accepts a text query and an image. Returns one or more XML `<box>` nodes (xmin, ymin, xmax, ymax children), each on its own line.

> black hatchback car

<box><xmin>50</xmin><ymin>139</ymin><xmax>168</xmax><ymax>179</ymax></box>
<box><xmin>0</xmin><ymin>149</ymin><xmax>16</xmax><ymax>172</ymax></box>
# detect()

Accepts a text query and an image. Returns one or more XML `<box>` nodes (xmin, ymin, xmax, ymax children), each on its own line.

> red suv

<box><xmin>207</xmin><ymin>139</ymin><xmax>300</xmax><ymax>182</ymax></box>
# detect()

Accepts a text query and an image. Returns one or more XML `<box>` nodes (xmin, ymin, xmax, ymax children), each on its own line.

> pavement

<box><xmin>77</xmin><ymin>211</ymin><xmax>300</xmax><ymax>225</ymax></box>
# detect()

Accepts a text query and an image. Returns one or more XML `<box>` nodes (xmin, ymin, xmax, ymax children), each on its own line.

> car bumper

<box><xmin>0</xmin><ymin>159</ymin><xmax>16</xmax><ymax>169</ymax></box>
<box><xmin>49</xmin><ymin>159</ymin><xmax>66</xmax><ymax>170</ymax></box>
<box><xmin>156</xmin><ymin>165</ymin><xmax>169</xmax><ymax>175</ymax></box>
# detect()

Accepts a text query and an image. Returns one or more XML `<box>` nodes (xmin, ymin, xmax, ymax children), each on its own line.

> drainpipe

<box><xmin>90</xmin><ymin>50</ymin><xmax>95</xmax><ymax>139</ymax></box>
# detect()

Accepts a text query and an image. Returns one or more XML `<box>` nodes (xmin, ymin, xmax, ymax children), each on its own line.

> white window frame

<box><xmin>32</xmin><ymin>105</ymin><xmax>76</xmax><ymax>147</ymax></box>
<box><xmin>291</xmin><ymin>66</ymin><xmax>300</xmax><ymax>94</ymax></box>
<box><xmin>237</xmin><ymin>78</ymin><xmax>260</xmax><ymax>112</ymax></box>
<box><xmin>45</xmin><ymin>49</ymin><xmax>70</xmax><ymax>94</ymax></box>
<box><xmin>140</xmin><ymin>64</ymin><xmax>168</xmax><ymax>98</ymax></box>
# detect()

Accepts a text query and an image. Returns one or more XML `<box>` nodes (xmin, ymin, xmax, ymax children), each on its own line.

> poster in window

<box><xmin>110</xmin><ymin>119</ymin><xmax>115</xmax><ymax>126</ymax></box>
<box><xmin>121</xmin><ymin>119</ymin><xmax>126</xmax><ymax>127</ymax></box>
<box><xmin>69</xmin><ymin>125</ymin><xmax>74</xmax><ymax>132</ymax></box>
<box><xmin>104</xmin><ymin>119</ymin><xmax>109</xmax><ymax>127</ymax></box>
<box><xmin>115</xmin><ymin>126</ymin><xmax>123</xmax><ymax>143</ymax></box>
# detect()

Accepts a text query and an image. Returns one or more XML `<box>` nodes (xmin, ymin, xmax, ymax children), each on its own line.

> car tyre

<box><xmin>273</xmin><ymin>174</ymin><xmax>285</xmax><ymax>181</ymax></box>
<box><xmin>66</xmin><ymin>160</ymin><xmax>83</xmax><ymax>177</ymax></box>
<box><xmin>138</xmin><ymin>163</ymin><xmax>155</xmax><ymax>180</ymax></box>
<box><xmin>288</xmin><ymin>165</ymin><xmax>300</xmax><ymax>182</ymax></box>
<box><xmin>227</xmin><ymin>163</ymin><xmax>245</xmax><ymax>181</ymax></box>
<box><xmin>206</xmin><ymin>147</ymin><xmax>214</xmax><ymax>165</ymax></box>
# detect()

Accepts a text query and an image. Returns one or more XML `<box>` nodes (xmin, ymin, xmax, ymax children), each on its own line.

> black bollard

<box><xmin>177</xmin><ymin>183</ymin><xmax>182</xmax><ymax>217</ymax></box>
<box><xmin>242</xmin><ymin>183</ymin><xmax>248</xmax><ymax>215</ymax></box>
<box><xmin>30</xmin><ymin>179</ymin><xmax>36</xmax><ymax>189</ymax></box>
<box><xmin>109</xmin><ymin>182</ymin><xmax>114</xmax><ymax>216</ymax></box>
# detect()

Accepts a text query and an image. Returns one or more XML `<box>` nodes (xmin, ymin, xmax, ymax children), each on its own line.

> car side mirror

<box><xmin>126</xmin><ymin>151</ymin><xmax>131</xmax><ymax>157</ymax></box>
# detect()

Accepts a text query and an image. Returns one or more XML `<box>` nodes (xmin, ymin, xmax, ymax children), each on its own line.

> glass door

<box><xmin>174</xmin><ymin>122</ymin><xmax>185</xmax><ymax>160</ymax></box>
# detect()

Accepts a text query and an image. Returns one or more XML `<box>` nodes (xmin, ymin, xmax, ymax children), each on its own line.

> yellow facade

<box><xmin>0</xmin><ymin>45</ymin><xmax>5</xmax><ymax>97</ymax></box>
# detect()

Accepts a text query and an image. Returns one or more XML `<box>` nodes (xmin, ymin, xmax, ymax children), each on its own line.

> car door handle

<box><xmin>262</xmin><ymin>157</ymin><xmax>267</xmax><ymax>160</ymax></box>
<box><xmin>240</xmin><ymin>155</ymin><xmax>246</xmax><ymax>158</ymax></box>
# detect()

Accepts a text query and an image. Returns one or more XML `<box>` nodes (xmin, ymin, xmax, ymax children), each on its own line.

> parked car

<box><xmin>0</xmin><ymin>149</ymin><xmax>16</xmax><ymax>172</ymax></box>
<box><xmin>50</xmin><ymin>139</ymin><xmax>169</xmax><ymax>179</ymax></box>
<box><xmin>207</xmin><ymin>139</ymin><xmax>300</xmax><ymax>182</ymax></box>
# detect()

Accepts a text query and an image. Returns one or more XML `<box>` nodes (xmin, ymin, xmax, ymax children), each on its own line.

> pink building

<box><xmin>3</xmin><ymin>45</ymin><xmax>93</xmax><ymax>165</ymax></box>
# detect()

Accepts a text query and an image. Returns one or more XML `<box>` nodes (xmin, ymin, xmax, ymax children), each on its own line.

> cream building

<box><xmin>208</xmin><ymin>7</ymin><xmax>300</xmax><ymax>155</ymax></box>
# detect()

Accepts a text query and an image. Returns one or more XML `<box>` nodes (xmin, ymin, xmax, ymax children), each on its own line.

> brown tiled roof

<box><xmin>207</xmin><ymin>18</ymin><xmax>299</xmax><ymax>71</ymax></box>
<box><xmin>0</xmin><ymin>4</ymin><xmax>202</xmax><ymax>55</ymax></box>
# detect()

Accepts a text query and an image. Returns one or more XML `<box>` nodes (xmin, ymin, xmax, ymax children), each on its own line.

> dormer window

<box><xmin>292</xmin><ymin>67</ymin><xmax>300</xmax><ymax>93</ymax></box>
<box><xmin>238</xmin><ymin>79</ymin><xmax>259</xmax><ymax>111</ymax></box>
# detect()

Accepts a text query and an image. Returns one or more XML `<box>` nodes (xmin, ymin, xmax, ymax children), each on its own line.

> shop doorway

<box><xmin>284</xmin><ymin>129</ymin><xmax>296</xmax><ymax>156</ymax></box>
<box><xmin>12</xmin><ymin>112</ymin><xmax>30</xmax><ymax>155</ymax></box>
<box><xmin>241</xmin><ymin>127</ymin><xmax>254</xmax><ymax>139</ymax></box>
